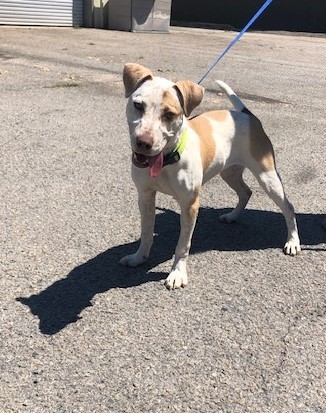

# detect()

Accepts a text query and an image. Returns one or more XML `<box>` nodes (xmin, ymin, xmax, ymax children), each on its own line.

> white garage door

<box><xmin>0</xmin><ymin>0</ymin><xmax>83</xmax><ymax>26</ymax></box>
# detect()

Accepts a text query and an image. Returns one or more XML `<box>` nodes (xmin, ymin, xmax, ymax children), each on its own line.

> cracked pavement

<box><xmin>0</xmin><ymin>26</ymin><xmax>325</xmax><ymax>412</ymax></box>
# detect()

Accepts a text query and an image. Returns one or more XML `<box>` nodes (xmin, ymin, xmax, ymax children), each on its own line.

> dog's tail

<box><xmin>216</xmin><ymin>80</ymin><xmax>250</xmax><ymax>114</ymax></box>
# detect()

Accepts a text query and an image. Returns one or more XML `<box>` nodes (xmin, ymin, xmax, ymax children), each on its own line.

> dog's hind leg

<box><xmin>219</xmin><ymin>165</ymin><xmax>252</xmax><ymax>223</ymax></box>
<box><xmin>250</xmin><ymin>167</ymin><xmax>301</xmax><ymax>256</ymax></box>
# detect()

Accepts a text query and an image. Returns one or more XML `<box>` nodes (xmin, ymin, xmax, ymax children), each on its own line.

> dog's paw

<box><xmin>283</xmin><ymin>239</ymin><xmax>301</xmax><ymax>256</ymax></box>
<box><xmin>119</xmin><ymin>253</ymin><xmax>147</xmax><ymax>267</ymax></box>
<box><xmin>219</xmin><ymin>212</ymin><xmax>237</xmax><ymax>223</ymax></box>
<box><xmin>164</xmin><ymin>269</ymin><xmax>188</xmax><ymax>290</ymax></box>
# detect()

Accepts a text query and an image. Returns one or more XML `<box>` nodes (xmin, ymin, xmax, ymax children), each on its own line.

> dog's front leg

<box><xmin>120</xmin><ymin>190</ymin><xmax>156</xmax><ymax>267</ymax></box>
<box><xmin>165</xmin><ymin>190</ymin><xmax>200</xmax><ymax>290</ymax></box>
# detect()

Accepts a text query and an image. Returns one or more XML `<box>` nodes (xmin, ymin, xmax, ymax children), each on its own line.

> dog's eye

<box><xmin>134</xmin><ymin>101</ymin><xmax>144</xmax><ymax>111</ymax></box>
<box><xmin>163</xmin><ymin>111</ymin><xmax>175</xmax><ymax>121</ymax></box>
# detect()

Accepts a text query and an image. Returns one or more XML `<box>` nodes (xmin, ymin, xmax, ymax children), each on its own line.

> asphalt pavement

<box><xmin>0</xmin><ymin>26</ymin><xmax>325</xmax><ymax>413</ymax></box>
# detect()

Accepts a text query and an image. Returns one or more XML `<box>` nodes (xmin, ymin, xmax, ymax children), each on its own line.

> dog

<box><xmin>120</xmin><ymin>63</ymin><xmax>301</xmax><ymax>289</ymax></box>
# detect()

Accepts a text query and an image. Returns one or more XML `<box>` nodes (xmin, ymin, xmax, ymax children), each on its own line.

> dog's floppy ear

<box><xmin>174</xmin><ymin>81</ymin><xmax>204</xmax><ymax>117</ymax></box>
<box><xmin>123</xmin><ymin>63</ymin><xmax>153</xmax><ymax>98</ymax></box>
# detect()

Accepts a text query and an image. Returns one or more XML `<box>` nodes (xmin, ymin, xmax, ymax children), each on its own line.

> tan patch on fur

<box><xmin>189</xmin><ymin>114</ymin><xmax>217</xmax><ymax>171</ymax></box>
<box><xmin>161</xmin><ymin>90</ymin><xmax>183</xmax><ymax>116</ymax></box>
<box><xmin>123</xmin><ymin>63</ymin><xmax>153</xmax><ymax>97</ymax></box>
<box><xmin>188</xmin><ymin>187</ymin><xmax>200</xmax><ymax>220</ymax></box>
<box><xmin>205</xmin><ymin>110</ymin><xmax>229</xmax><ymax>123</ymax></box>
<box><xmin>174</xmin><ymin>81</ymin><xmax>204</xmax><ymax>117</ymax></box>
<box><xmin>249</xmin><ymin>116</ymin><xmax>275</xmax><ymax>171</ymax></box>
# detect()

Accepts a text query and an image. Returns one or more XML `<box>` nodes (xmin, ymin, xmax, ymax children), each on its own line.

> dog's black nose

<box><xmin>136</xmin><ymin>135</ymin><xmax>153</xmax><ymax>152</ymax></box>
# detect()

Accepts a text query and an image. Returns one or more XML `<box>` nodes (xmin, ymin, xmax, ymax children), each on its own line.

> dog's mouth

<box><xmin>132</xmin><ymin>151</ymin><xmax>163</xmax><ymax>178</ymax></box>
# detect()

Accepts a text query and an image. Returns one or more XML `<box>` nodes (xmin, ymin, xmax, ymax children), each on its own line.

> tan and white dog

<box><xmin>120</xmin><ymin>63</ymin><xmax>301</xmax><ymax>289</ymax></box>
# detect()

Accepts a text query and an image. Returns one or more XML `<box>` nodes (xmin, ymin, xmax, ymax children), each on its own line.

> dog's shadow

<box><xmin>17</xmin><ymin>207</ymin><xmax>325</xmax><ymax>335</ymax></box>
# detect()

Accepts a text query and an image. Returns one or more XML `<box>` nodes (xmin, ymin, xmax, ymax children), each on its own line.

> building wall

<box><xmin>171</xmin><ymin>0</ymin><xmax>326</xmax><ymax>33</ymax></box>
<box><xmin>0</xmin><ymin>0</ymin><xmax>83</xmax><ymax>26</ymax></box>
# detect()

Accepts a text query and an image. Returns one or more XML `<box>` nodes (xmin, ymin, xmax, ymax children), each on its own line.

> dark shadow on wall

<box><xmin>171</xmin><ymin>0</ymin><xmax>326</xmax><ymax>34</ymax></box>
<box><xmin>72</xmin><ymin>0</ymin><xmax>84</xmax><ymax>27</ymax></box>
<box><xmin>17</xmin><ymin>207</ymin><xmax>325</xmax><ymax>335</ymax></box>
<box><xmin>132</xmin><ymin>0</ymin><xmax>153</xmax><ymax>26</ymax></box>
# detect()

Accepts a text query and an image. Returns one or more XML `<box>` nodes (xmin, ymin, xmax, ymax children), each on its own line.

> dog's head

<box><xmin>123</xmin><ymin>63</ymin><xmax>204</xmax><ymax>176</ymax></box>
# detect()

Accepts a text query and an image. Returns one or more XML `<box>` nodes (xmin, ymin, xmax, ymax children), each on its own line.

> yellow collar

<box><xmin>163</xmin><ymin>129</ymin><xmax>188</xmax><ymax>167</ymax></box>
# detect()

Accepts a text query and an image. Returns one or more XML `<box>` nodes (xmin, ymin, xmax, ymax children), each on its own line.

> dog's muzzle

<box><xmin>132</xmin><ymin>151</ymin><xmax>164</xmax><ymax>178</ymax></box>
<box><xmin>131</xmin><ymin>129</ymin><xmax>189</xmax><ymax>179</ymax></box>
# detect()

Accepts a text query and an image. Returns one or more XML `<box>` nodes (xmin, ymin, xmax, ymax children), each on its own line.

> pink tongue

<box><xmin>147</xmin><ymin>152</ymin><xmax>163</xmax><ymax>178</ymax></box>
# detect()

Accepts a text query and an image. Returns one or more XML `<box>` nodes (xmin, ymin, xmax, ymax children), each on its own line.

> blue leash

<box><xmin>197</xmin><ymin>0</ymin><xmax>274</xmax><ymax>84</ymax></box>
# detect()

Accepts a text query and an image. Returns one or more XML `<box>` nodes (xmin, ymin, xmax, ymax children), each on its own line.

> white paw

<box><xmin>164</xmin><ymin>269</ymin><xmax>188</xmax><ymax>290</ymax></box>
<box><xmin>119</xmin><ymin>252</ymin><xmax>147</xmax><ymax>267</ymax></box>
<box><xmin>283</xmin><ymin>239</ymin><xmax>301</xmax><ymax>256</ymax></box>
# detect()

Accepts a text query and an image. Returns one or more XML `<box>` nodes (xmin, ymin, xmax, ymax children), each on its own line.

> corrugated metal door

<box><xmin>0</xmin><ymin>0</ymin><xmax>83</xmax><ymax>27</ymax></box>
